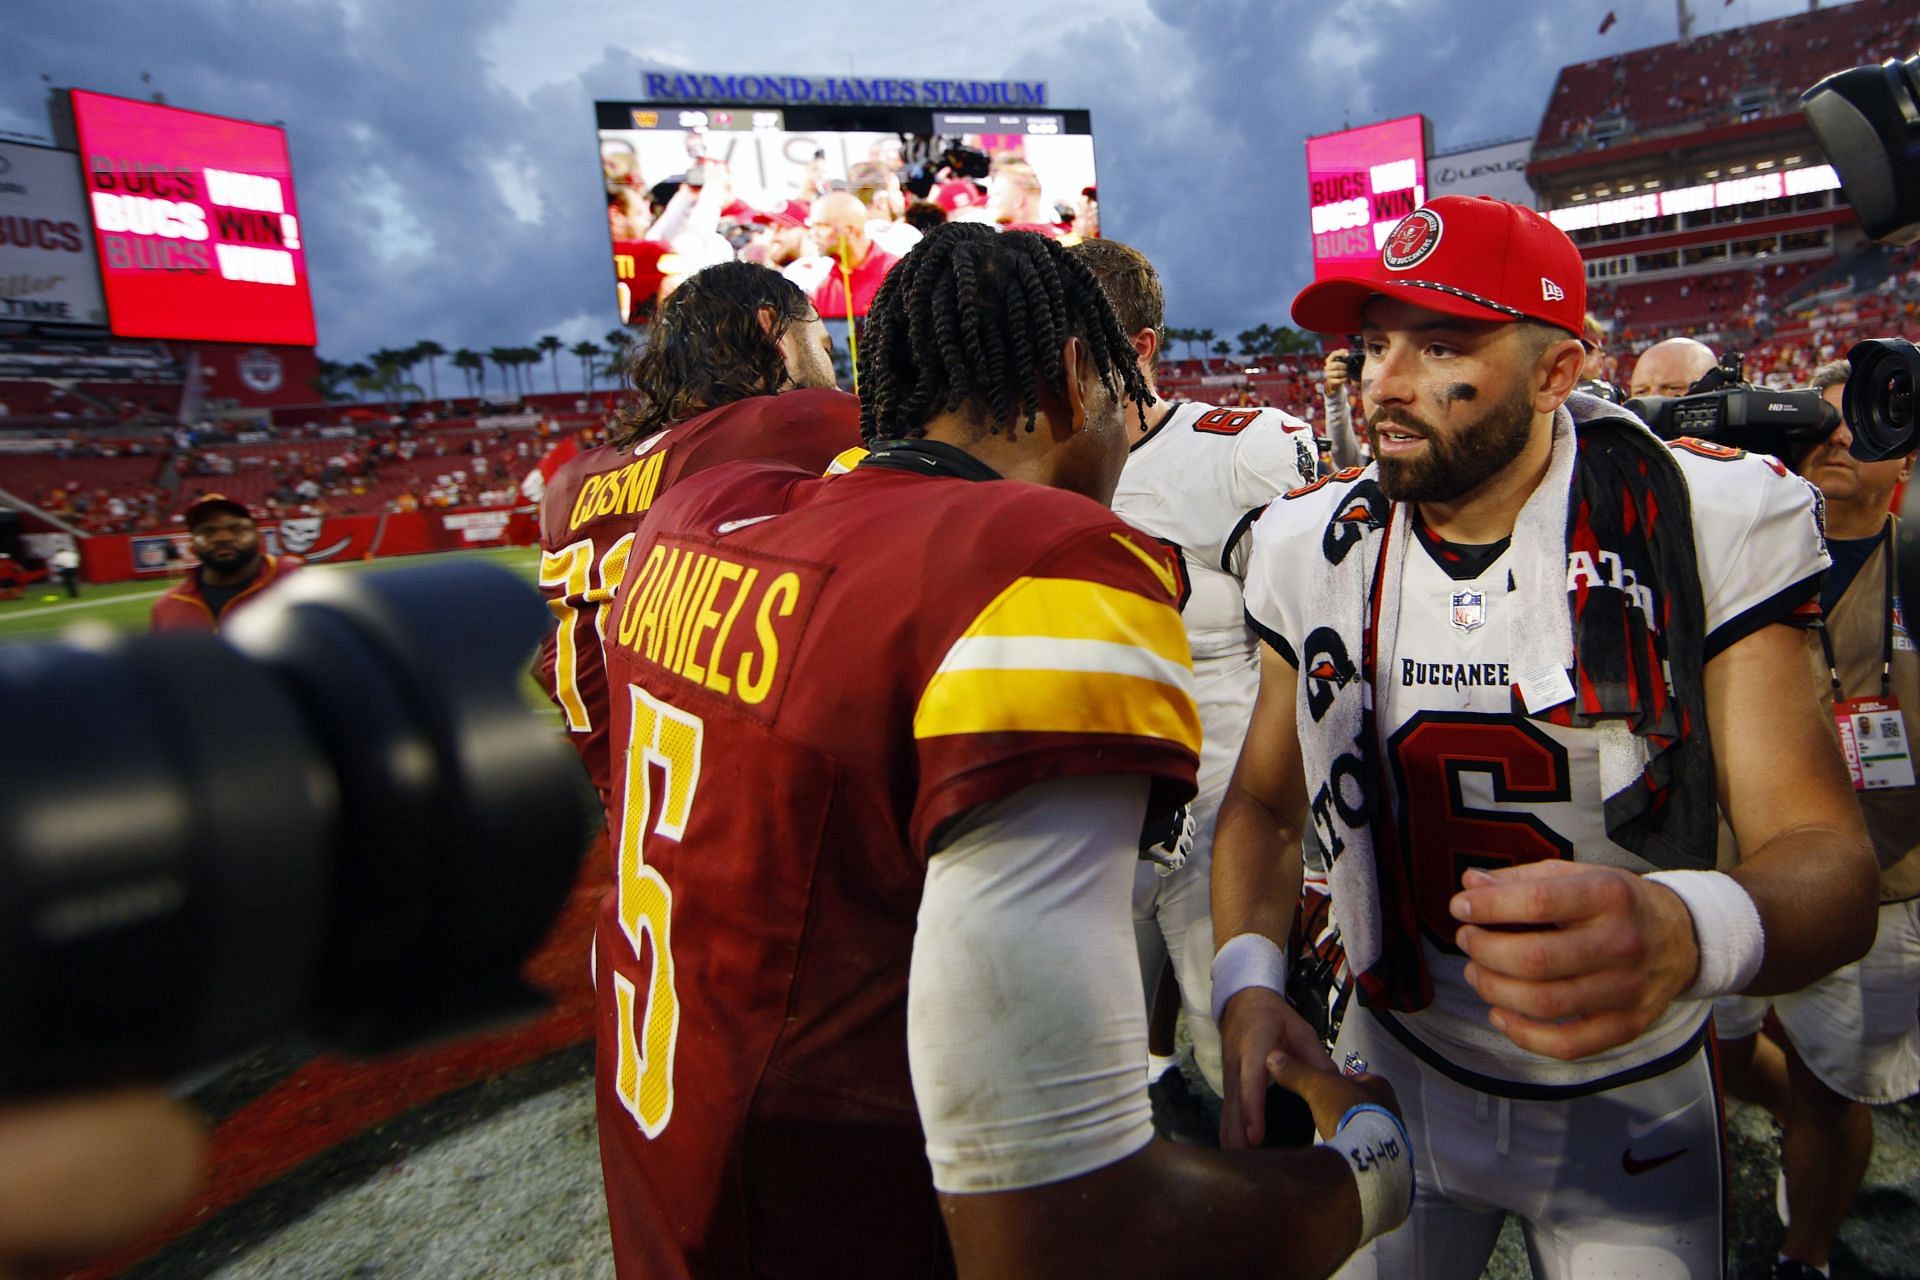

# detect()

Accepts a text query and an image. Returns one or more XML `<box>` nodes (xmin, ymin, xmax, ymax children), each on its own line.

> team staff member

<box><xmin>1214</xmin><ymin>195</ymin><xmax>1875</xmax><ymax>1278</ymax></box>
<box><xmin>1715</xmin><ymin>359</ymin><xmax>1920</xmax><ymax>1280</ymax></box>
<box><xmin>1072</xmin><ymin>237</ymin><xmax>1318</xmax><ymax>1117</ymax></box>
<box><xmin>594</xmin><ymin>223</ymin><xmax>1410</xmax><ymax>1279</ymax></box>
<box><xmin>535</xmin><ymin>261</ymin><xmax>858</xmax><ymax>807</ymax></box>
<box><xmin>150</xmin><ymin>496</ymin><xmax>299</xmax><ymax>632</ymax></box>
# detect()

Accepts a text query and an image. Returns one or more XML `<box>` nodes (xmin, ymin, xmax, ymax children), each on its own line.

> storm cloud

<box><xmin>4</xmin><ymin>0</ymin><xmax>1832</xmax><ymax>373</ymax></box>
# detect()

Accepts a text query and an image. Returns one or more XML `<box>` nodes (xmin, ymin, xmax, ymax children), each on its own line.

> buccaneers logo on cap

<box><xmin>1382</xmin><ymin>208</ymin><xmax>1443</xmax><ymax>272</ymax></box>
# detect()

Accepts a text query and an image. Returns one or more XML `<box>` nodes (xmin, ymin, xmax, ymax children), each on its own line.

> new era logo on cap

<box><xmin>1291</xmin><ymin>195</ymin><xmax>1588</xmax><ymax>338</ymax></box>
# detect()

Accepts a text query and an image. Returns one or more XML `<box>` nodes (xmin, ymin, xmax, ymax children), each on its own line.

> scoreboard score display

<box><xmin>68</xmin><ymin>89</ymin><xmax>317</xmax><ymax>346</ymax></box>
<box><xmin>1304</xmin><ymin>115</ymin><xmax>1430</xmax><ymax>279</ymax></box>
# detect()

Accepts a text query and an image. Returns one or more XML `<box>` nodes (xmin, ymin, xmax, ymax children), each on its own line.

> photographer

<box><xmin>1714</xmin><ymin>357</ymin><xmax>1920</xmax><ymax>1280</ymax></box>
<box><xmin>1320</xmin><ymin>347</ymin><xmax>1367</xmax><ymax>469</ymax></box>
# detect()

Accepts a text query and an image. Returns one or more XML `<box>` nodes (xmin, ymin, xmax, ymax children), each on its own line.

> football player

<box><xmin>535</xmin><ymin>260</ymin><xmax>859</xmax><ymax>809</ymax></box>
<box><xmin>1071</xmin><ymin>238</ymin><xmax>1319</xmax><ymax>1114</ymax></box>
<box><xmin>594</xmin><ymin>223</ymin><xmax>1411</xmax><ymax>1278</ymax></box>
<box><xmin>1212</xmin><ymin>196</ymin><xmax>1877</xmax><ymax>1279</ymax></box>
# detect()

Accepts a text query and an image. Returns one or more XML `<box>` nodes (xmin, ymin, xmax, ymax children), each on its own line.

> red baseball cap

<box><xmin>183</xmin><ymin>494</ymin><xmax>254</xmax><ymax>527</ymax></box>
<box><xmin>1292</xmin><ymin>195</ymin><xmax>1586</xmax><ymax>337</ymax></box>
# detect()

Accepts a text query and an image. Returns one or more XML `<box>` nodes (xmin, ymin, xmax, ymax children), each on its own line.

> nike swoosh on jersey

<box><xmin>1109</xmin><ymin>532</ymin><xmax>1182</xmax><ymax>601</ymax></box>
<box><xmin>1624</xmin><ymin>1101</ymin><xmax>1697</xmax><ymax>1140</ymax></box>
<box><xmin>1620</xmin><ymin>1147</ymin><xmax>1688</xmax><ymax>1176</ymax></box>
<box><xmin>714</xmin><ymin>515</ymin><xmax>777</xmax><ymax>535</ymax></box>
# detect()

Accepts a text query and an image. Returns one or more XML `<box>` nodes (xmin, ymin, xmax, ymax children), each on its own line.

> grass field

<box><xmin>0</xmin><ymin>544</ymin><xmax>544</xmax><ymax>646</ymax></box>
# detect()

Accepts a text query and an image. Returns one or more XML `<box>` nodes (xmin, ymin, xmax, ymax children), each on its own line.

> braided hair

<box><xmin>611</xmin><ymin>261</ymin><xmax>813</xmax><ymax>448</ymax></box>
<box><xmin>857</xmin><ymin>224</ymin><xmax>1152</xmax><ymax>443</ymax></box>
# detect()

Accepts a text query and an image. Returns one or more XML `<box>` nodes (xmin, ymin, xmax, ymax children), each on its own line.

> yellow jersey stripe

<box><xmin>960</xmin><ymin>576</ymin><xmax>1189</xmax><ymax>663</ymax></box>
<box><xmin>914</xmin><ymin>667</ymin><xmax>1202</xmax><ymax>749</ymax></box>
<box><xmin>825</xmin><ymin>446</ymin><xmax>869</xmax><ymax>476</ymax></box>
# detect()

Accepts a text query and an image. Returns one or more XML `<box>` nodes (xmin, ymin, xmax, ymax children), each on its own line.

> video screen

<box><xmin>594</xmin><ymin>102</ymin><xmax>1098</xmax><ymax>331</ymax></box>
<box><xmin>1305</xmin><ymin>115</ymin><xmax>1430</xmax><ymax>278</ymax></box>
<box><xmin>69</xmin><ymin>89</ymin><xmax>318</xmax><ymax>346</ymax></box>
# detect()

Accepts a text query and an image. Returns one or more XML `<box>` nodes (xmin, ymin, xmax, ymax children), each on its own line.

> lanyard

<box><xmin>1817</xmin><ymin>520</ymin><xmax>1898</xmax><ymax>699</ymax></box>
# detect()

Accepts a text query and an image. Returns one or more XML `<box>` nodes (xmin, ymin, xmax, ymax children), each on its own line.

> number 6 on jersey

<box><xmin>613</xmin><ymin>685</ymin><xmax>704</xmax><ymax>1137</ymax></box>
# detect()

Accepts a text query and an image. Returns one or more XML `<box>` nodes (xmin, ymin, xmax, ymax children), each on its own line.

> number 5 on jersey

<box><xmin>613</xmin><ymin>685</ymin><xmax>704</xmax><ymax>1137</ymax></box>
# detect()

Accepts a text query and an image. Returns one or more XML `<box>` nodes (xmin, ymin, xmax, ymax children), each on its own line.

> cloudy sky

<box><xmin>6</xmin><ymin>0</ymin><xmax>1841</xmax><ymax>374</ymax></box>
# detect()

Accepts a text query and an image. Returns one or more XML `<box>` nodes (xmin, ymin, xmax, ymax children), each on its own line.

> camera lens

<box><xmin>0</xmin><ymin>562</ymin><xmax>587</xmax><ymax>1094</ymax></box>
<box><xmin>1844</xmin><ymin>338</ymin><xmax>1920</xmax><ymax>461</ymax></box>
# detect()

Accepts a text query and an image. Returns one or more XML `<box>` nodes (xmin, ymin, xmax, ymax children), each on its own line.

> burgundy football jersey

<box><xmin>535</xmin><ymin>388</ymin><xmax>863</xmax><ymax>804</ymax></box>
<box><xmin>594</xmin><ymin>453</ymin><xmax>1201</xmax><ymax>1278</ymax></box>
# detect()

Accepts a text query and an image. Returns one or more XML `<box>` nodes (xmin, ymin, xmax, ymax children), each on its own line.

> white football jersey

<box><xmin>1245</xmin><ymin>440</ymin><xmax>1828</xmax><ymax>1088</ymax></box>
<box><xmin>1111</xmin><ymin>401</ymin><xmax>1319</xmax><ymax>804</ymax></box>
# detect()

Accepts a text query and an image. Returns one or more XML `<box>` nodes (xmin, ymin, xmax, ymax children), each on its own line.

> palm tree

<box><xmin>571</xmin><ymin>340</ymin><xmax>603</xmax><ymax>395</ymax></box>
<box><xmin>311</xmin><ymin>358</ymin><xmax>350</xmax><ymax>402</ymax></box>
<box><xmin>1212</xmin><ymin>340</ymin><xmax>1230</xmax><ymax>365</ymax></box>
<box><xmin>449</xmin><ymin>347</ymin><xmax>480</xmax><ymax>397</ymax></box>
<box><xmin>1197</xmin><ymin>328</ymin><xmax>1217</xmax><ymax>373</ymax></box>
<box><xmin>344</xmin><ymin>361</ymin><xmax>376</xmax><ymax>402</ymax></box>
<box><xmin>412</xmin><ymin>340</ymin><xmax>446</xmax><ymax>401</ymax></box>
<box><xmin>1236</xmin><ymin>325</ymin><xmax>1273</xmax><ymax>363</ymax></box>
<box><xmin>537</xmin><ymin>335</ymin><xmax>564</xmax><ymax>393</ymax></box>
<box><xmin>487</xmin><ymin>347</ymin><xmax>517</xmax><ymax>398</ymax></box>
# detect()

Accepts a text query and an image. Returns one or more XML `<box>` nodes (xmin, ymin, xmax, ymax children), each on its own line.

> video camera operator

<box><xmin>1628</xmin><ymin>336</ymin><xmax>1719</xmax><ymax>402</ymax></box>
<box><xmin>1711</xmin><ymin>357</ymin><xmax>1920</xmax><ymax>1280</ymax></box>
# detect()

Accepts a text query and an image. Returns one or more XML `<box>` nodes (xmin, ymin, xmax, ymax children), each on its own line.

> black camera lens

<box><xmin>0</xmin><ymin>562</ymin><xmax>587</xmax><ymax>1095</ymax></box>
<box><xmin>1843</xmin><ymin>338</ymin><xmax>1920</xmax><ymax>461</ymax></box>
<box><xmin>1343</xmin><ymin>352</ymin><xmax>1365</xmax><ymax>380</ymax></box>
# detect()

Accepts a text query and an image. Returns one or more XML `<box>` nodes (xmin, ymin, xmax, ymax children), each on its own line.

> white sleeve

<box><xmin>1229</xmin><ymin>411</ymin><xmax>1318</xmax><ymax>511</ymax></box>
<box><xmin>1677</xmin><ymin>446</ymin><xmax>1830</xmax><ymax>658</ymax></box>
<box><xmin>1243</xmin><ymin>496</ymin><xmax>1313</xmax><ymax>666</ymax></box>
<box><xmin>909</xmin><ymin>775</ymin><xmax>1154</xmax><ymax>1194</ymax></box>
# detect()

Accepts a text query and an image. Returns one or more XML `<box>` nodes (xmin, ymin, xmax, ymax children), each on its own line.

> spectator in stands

<box><xmin>1715</xmin><ymin>358</ymin><xmax>1920</xmax><ymax>1280</ymax></box>
<box><xmin>1628</xmin><ymin>335</ymin><xmax>1719</xmax><ymax>400</ymax></box>
<box><xmin>150</xmin><ymin>496</ymin><xmax>299</xmax><ymax>633</ymax></box>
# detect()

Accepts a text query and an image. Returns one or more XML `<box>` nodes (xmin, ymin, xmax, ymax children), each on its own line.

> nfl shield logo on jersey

<box><xmin>1449</xmin><ymin>589</ymin><xmax>1486</xmax><ymax>633</ymax></box>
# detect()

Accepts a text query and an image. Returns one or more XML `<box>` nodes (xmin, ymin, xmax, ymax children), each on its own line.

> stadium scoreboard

<box><xmin>1305</xmin><ymin>115</ymin><xmax>1430</xmax><ymax>278</ymax></box>
<box><xmin>67</xmin><ymin>89</ymin><xmax>317</xmax><ymax>347</ymax></box>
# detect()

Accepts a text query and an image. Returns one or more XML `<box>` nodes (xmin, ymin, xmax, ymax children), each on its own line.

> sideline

<box><xmin>0</xmin><ymin>585</ymin><xmax>170</xmax><ymax>621</ymax></box>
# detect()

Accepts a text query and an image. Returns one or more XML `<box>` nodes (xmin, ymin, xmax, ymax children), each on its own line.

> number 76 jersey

<box><xmin>534</xmin><ymin>389</ymin><xmax>864</xmax><ymax>806</ymax></box>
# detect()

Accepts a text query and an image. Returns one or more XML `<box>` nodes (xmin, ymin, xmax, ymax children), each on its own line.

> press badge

<box><xmin>1834</xmin><ymin>696</ymin><xmax>1917</xmax><ymax>790</ymax></box>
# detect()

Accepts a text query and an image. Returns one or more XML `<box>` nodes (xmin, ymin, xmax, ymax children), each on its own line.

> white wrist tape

<box><xmin>1209</xmin><ymin>932</ymin><xmax>1289</xmax><ymax>1027</ymax></box>
<box><xmin>1642</xmin><ymin>870</ymin><xmax>1765</xmax><ymax>999</ymax></box>
<box><xmin>1324</xmin><ymin>1104</ymin><xmax>1413</xmax><ymax>1247</ymax></box>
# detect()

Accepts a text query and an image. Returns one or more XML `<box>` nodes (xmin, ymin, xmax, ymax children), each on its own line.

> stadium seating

<box><xmin>1539</xmin><ymin>2</ymin><xmax>1920</xmax><ymax>156</ymax></box>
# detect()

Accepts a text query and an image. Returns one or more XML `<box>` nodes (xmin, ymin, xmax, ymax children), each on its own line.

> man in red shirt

<box><xmin>807</xmin><ymin>192</ymin><xmax>899</xmax><ymax>319</ymax></box>
<box><xmin>150</xmin><ymin>496</ymin><xmax>300</xmax><ymax>632</ymax></box>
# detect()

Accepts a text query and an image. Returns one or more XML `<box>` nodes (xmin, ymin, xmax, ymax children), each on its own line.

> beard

<box><xmin>202</xmin><ymin>543</ymin><xmax>260</xmax><ymax>574</ymax></box>
<box><xmin>1370</xmin><ymin>381</ymin><xmax>1535</xmax><ymax>504</ymax></box>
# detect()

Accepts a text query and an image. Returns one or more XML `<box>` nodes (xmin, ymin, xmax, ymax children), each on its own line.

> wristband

<box><xmin>1642</xmin><ymin>870</ymin><xmax>1765</xmax><ymax>999</ymax></box>
<box><xmin>1209</xmin><ymin>932</ymin><xmax>1288</xmax><ymax>1027</ymax></box>
<box><xmin>1322</xmin><ymin>1103</ymin><xmax>1413</xmax><ymax>1247</ymax></box>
